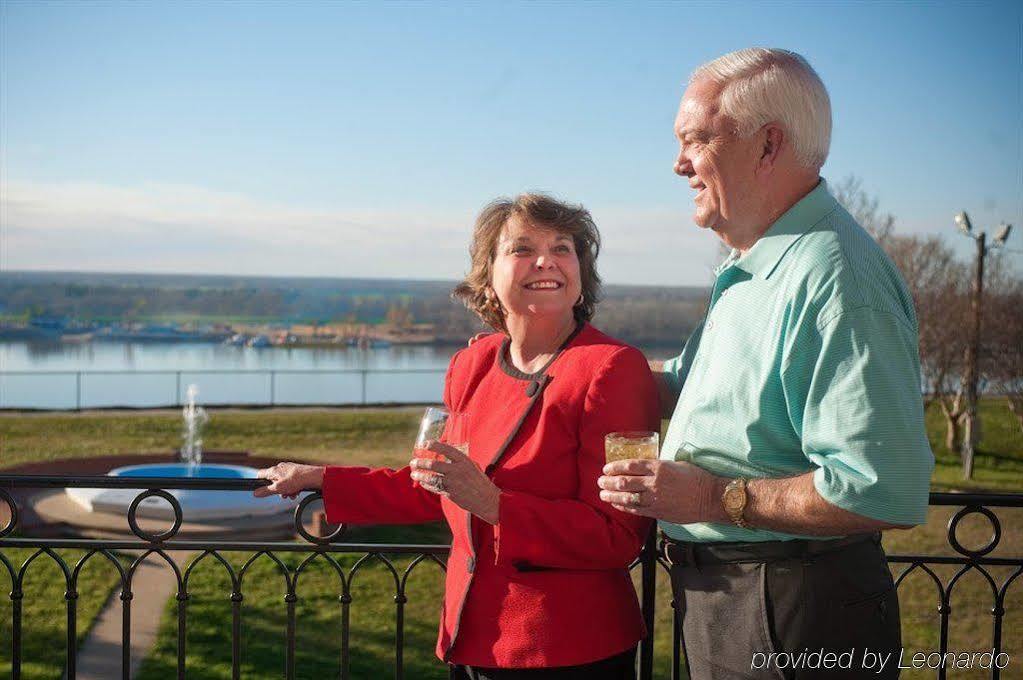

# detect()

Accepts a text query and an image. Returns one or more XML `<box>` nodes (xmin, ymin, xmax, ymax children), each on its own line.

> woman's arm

<box><xmin>320</xmin><ymin>465</ymin><xmax>444</xmax><ymax>525</ymax></box>
<box><xmin>254</xmin><ymin>351</ymin><xmax>470</xmax><ymax>526</ymax></box>
<box><xmin>254</xmin><ymin>460</ymin><xmax>444</xmax><ymax>525</ymax></box>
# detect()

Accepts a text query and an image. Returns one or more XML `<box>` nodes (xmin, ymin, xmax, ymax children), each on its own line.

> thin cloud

<box><xmin>2</xmin><ymin>180</ymin><xmax>470</xmax><ymax>246</ymax></box>
<box><xmin>0</xmin><ymin>179</ymin><xmax>720</xmax><ymax>285</ymax></box>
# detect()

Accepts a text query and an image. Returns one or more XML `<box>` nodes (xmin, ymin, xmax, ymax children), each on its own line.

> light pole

<box><xmin>954</xmin><ymin>212</ymin><xmax>1012</xmax><ymax>478</ymax></box>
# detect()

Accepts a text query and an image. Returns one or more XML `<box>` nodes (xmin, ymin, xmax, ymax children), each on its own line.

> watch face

<box><xmin>724</xmin><ymin>489</ymin><xmax>743</xmax><ymax>511</ymax></box>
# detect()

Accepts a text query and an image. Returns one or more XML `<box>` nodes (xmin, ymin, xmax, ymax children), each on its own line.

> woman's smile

<box><xmin>524</xmin><ymin>279</ymin><xmax>564</xmax><ymax>291</ymax></box>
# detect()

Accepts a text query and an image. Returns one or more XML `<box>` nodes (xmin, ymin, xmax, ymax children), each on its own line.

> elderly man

<box><xmin>598</xmin><ymin>48</ymin><xmax>934</xmax><ymax>679</ymax></box>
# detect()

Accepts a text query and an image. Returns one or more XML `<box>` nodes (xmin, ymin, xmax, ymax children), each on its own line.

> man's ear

<box><xmin>757</xmin><ymin>123</ymin><xmax>785</xmax><ymax>173</ymax></box>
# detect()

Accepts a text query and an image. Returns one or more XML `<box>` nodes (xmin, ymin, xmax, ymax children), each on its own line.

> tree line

<box><xmin>0</xmin><ymin>272</ymin><xmax>709</xmax><ymax>347</ymax></box>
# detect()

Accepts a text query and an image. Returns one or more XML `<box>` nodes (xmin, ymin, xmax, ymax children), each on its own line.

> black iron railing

<box><xmin>1</xmin><ymin>478</ymin><xmax>1020</xmax><ymax>680</ymax></box>
<box><xmin>883</xmin><ymin>493</ymin><xmax>1023</xmax><ymax>680</ymax></box>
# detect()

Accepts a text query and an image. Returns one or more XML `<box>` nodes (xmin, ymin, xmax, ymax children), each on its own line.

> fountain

<box><xmin>181</xmin><ymin>383</ymin><xmax>208</xmax><ymax>472</ymax></box>
<box><xmin>46</xmin><ymin>384</ymin><xmax>304</xmax><ymax>535</ymax></box>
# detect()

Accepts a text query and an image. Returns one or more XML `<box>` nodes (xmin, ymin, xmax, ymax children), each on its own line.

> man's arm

<box><xmin>649</xmin><ymin>360</ymin><xmax>681</xmax><ymax>420</ymax></box>
<box><xmin>598</xmin><ymin>460</ymin><xmax>914</xmax><ymax>535</ymax></box>
<box><xmin>732</xmin><ymin>471</ymin><xmax>913</xmax><ymax>535</ymax></box>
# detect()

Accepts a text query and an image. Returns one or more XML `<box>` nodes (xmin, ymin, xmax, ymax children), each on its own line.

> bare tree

<box><xmin>883</xmin><ymin>235</ymin><xmax>970</xmax><ymax>449</ymax></box>
<box><xmin>833</xmin><ymin>176</ymin><xmax>979</xmax><ymax>454</ymax></box>
<box><xmin>981</xmin><ymin>257</ymin><xmax>1023</xmax><ymax>433</ymax></box>
<box><xmin>832</xmin><ymin>175</ymin><xmax>896</xmax><ymax>245</ymax></box>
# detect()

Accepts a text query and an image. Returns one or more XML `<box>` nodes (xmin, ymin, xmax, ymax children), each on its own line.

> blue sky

<box><xmin>1</xmin><ymin>1</ymin><xmax>1020</xmax><ymax>286</ymax></box>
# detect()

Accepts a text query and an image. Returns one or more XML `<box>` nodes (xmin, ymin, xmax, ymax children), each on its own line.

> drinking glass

<box><xmin>604</xmin><ymin>431</ymin><xmax>659</xmax><ymax>463</ymax></box>
<box><xmin>414</xmin><ymin>407</ymin><xmax>469</xmax><ymax>461</ymax></box>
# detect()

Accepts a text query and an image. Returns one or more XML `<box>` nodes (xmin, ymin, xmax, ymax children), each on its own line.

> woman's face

<box><xmin>490</xmin><ymin>216</ymin><xmax>582</xmax><ymax>327</ymax></box>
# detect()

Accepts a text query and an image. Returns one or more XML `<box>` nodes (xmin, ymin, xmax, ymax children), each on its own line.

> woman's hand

<box><xmin>253</xmin><ymin>462</ymin><xmax>325</xmax><ymax>499</ymax></box>
<box><xmin>409</xmin><ymin>442</ymin><xmax>500</xmax><ymax>524</ymax></box>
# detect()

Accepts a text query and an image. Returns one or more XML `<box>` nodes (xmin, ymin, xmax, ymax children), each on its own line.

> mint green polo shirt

<box><xmin>660</xmin><ymin>179</ymin><xmax>934</xmax><ymax>543</ymax></box>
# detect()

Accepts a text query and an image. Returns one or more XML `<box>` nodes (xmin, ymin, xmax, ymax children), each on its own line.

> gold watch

<box><xmin>722</xmin><ymin>478</ymin><xmax>749</xmax><ymax>528</ymax></box>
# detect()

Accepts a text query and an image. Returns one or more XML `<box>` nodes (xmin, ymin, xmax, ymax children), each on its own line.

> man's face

<box><xmin>673</xmin><ymin>78</ymin><xmax>760</xmax><ymax>234</ymax></box>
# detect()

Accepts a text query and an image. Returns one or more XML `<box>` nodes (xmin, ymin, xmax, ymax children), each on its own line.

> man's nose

<box><xmin>674</xmin><ymin>150</ymin><xmax>692</xmax><ymax>177</ymax></box>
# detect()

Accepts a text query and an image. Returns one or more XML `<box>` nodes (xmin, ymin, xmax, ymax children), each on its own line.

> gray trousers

<box><xmin>667</xmin><ymin>533</ymin><xmax>901</xmax><ymax>680</ymax></box>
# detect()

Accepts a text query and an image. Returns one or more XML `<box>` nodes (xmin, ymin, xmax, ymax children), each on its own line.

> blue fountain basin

<box><xmin>65</xmin><ymin>463</ymin><xmax>302</xmax><ymax>521</ymax></box>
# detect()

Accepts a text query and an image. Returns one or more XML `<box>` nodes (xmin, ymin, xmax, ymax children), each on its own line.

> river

<box><xmin>0</xmin><ymin>340</ymin><xmax>676</xmax><ymax>410</ymax></box>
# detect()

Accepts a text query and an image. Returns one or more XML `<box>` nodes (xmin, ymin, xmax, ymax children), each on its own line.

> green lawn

<box><xmin>926</xmin><ymin>399</ymin><xmax>1023</xmax><ymax>492</ymax></box>
<box><xmin>3</xmin><ymin>399</ymin><xmax>1018</xmax><ymax>490</ymax></box>
<box><xmin>1</xmin><ymin>400</ymin><xmax>1020</xmax><ymax>679</ymax></box>
<box><xmin>0</xmin><ymin>407</ymin><xmax>423</xmax><ymax>470</ymax></box>
<box><xmin>0</xmin><ymin>549</ymin><xmax>124</xmax><ymax>680</ymax></box>
<box><xmin>135</xmin><ymin>548</ymin><xmax>451</xmax><ymax>680</ymax></box>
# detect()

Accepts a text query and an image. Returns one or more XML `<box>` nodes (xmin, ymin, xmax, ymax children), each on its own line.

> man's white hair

<box><xmin>692</xmin><ymin>48</ymin><xmax>831</xmax><ymax>169</ymax></box>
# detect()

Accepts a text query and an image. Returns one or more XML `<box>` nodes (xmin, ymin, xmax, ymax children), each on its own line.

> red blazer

<box><xmin>322</xmin><ymin>323</ymin><xmax>660</xmax><ymax>668</ymax></box>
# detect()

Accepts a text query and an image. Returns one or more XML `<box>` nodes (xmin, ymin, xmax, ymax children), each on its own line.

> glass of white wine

<box><xmin>604</xmin><ymin>431</ymin><xmax>659</xmax><ymax>463</ymax></box>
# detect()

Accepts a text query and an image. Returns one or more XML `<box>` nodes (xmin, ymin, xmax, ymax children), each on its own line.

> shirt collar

<box><xmin>730</xmin><ymin>178</ymin><xmax>839</xmax><ymax>280</ymax></box>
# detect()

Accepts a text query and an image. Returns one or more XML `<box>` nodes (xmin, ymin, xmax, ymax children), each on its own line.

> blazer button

<box><xmin>466</xmin><ymin>556</ymin><xmax>476</xmax><ymax>573</ymax></box>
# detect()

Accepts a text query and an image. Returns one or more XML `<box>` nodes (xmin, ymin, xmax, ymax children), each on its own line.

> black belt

<box><xmin>662</xmin><ymin>531</ymin><xmax>881</xmax><ymax>568</ymax></box>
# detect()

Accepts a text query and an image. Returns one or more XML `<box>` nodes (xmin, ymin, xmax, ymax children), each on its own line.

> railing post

<box><xmin>286</xmin><ymin>592</ymin><xmax>297</xmax><ymax>680</ymax></box>
<box><xmin>11</xmin><ymin>587</ymin><xmax>22</xmax><ymax>680</ymax></box>
<box><xmin>361</xmin><ymin>370</ymin><xmax>367</xmax><ymax>405</ymax></box>
<box><xmin>270</xmin><ymin>370</ymin><xmax>276</xmax><ymax>406</ymax></box>
<box><xmin>639</xmin><ymin>528</ymin><xmax>657</xmax><ymax>680</ymax></box>
<box><xmin>175</xmin><ymin>371</ymin><xmax>181</xmax><ymax>407</ymax></box>
<box><xmin>121</xmin><ymin>587</ymin><xmax>132</xmax><ymax>680</ymax></box>
<box><xmin>76</xmin><ymin>371</ymin><xmax>82</xmax><ymax>411</ymax></box>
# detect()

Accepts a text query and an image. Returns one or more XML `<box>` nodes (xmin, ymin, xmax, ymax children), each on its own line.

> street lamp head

<box><xmin>993</xmin><ymin>223</ymin><xmax>1012</xmax><ymax>245</ymax></box>
<box><xmin>954</xmin><ymin>211</ymin><xmax>973</xmax><ymax>235</ymax></box>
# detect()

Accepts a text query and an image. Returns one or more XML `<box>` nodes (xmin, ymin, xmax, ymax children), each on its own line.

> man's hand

<box><xmin>597</xmin><ymin>459</ymin><xmax>727</xmax><ymax>524</ymax></box>
<box><xmin>409</xmin><ymin>442</ymin><xmax>501</xmax><ymax>524</ymax></box>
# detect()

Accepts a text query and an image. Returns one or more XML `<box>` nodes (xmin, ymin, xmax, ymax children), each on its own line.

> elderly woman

<box><xmin>255</xmin><ymin>193</ymin><xmax>659</xmax><ymax>679</ymax></box>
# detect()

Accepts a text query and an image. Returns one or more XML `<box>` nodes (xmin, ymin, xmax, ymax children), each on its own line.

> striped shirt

<box><xmin>660</xmin><ymin>178</ymin><xmax>935</xmax><ymax>543</ymax></box>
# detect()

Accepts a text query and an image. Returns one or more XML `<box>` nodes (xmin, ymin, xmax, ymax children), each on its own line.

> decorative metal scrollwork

<box><xmin>947</xmin><ymin>504</ymin><xmax>1001</xmax><ymax>558</ymax></box>
<box><xmin>294</xmin><ymin>492</ymin><xmax>347</xmax><ymax>545</ymax></box>
<box><xmin>127</xmin><ymin>489</ymin><xmax>183</xmax><ymax>543</ymax></box>
<box><xmin>0</xmin><ymin>488</ymin><xmax>17</xmax><ymax>539</ymax></box>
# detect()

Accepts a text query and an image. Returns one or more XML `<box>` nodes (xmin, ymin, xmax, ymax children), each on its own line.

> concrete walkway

<box><xmin>69</xmin><ymin>550</ymin><xmax>194</xmax><ymax>680</ymax></box>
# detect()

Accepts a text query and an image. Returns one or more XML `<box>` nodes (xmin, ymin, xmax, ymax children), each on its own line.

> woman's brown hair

<box><xmin>453</xmin><ymin>193</ymin><xmax>601</xmax><ymax>333</ymax></box>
